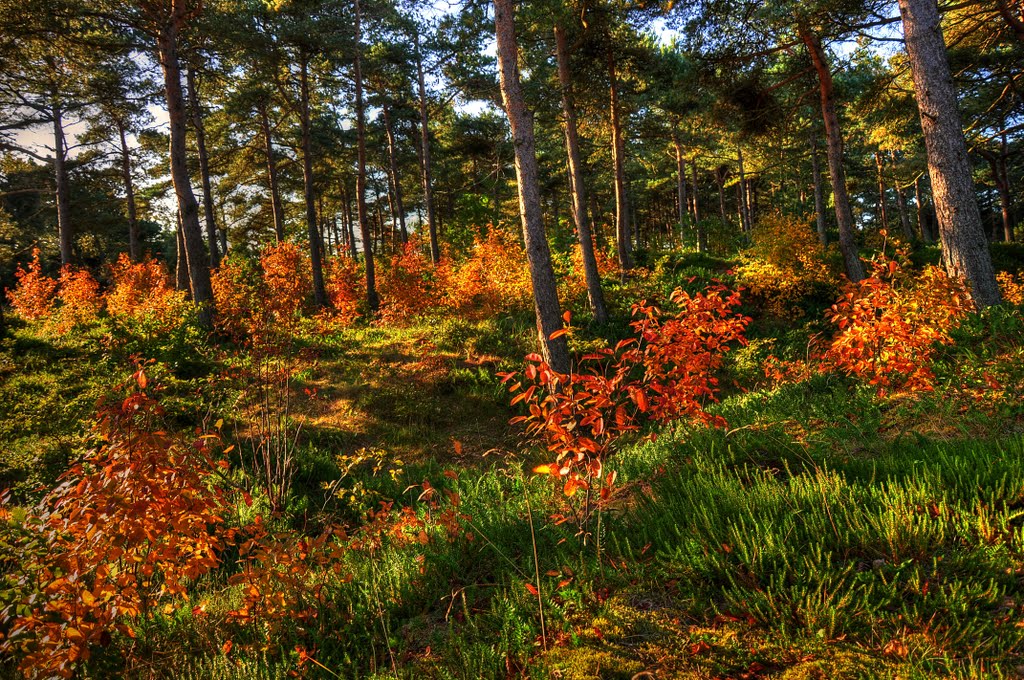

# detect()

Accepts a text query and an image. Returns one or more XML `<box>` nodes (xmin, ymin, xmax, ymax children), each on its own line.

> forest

<box><xmin>1</xmin><ymin>0</ymin><xmax>1023</xmax><ymax>677</ymax></box>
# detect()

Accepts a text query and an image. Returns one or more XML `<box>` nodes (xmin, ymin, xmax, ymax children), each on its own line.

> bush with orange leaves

<box><xmin>49</xmin><ymin>267</ymin><xmax>103</xmax><ymax>334</ymax></box>
<box><xmin>211</xmin><ymin>255</ymin><xmax>264</xmax><ymax>343</ymax></box>
<box><xmin>260</xmin><ymin>243</ymin><xmax>312</xmax><ymax>328</ymax></box>
<box><xmin>997</xmin><ymin>271</ymin><xmax>1023</xmax><ymax>306</ymax></box>
<box><xmin>378</xmin><ymin>238</ymin><xmax>434</xmax><ymax>325</ymax></box>
<box><xmin>105</xmin><ymin>255</ymin><xmax>190</xmax><ymax>336</ymax></box>
<box><xmin>0</xmin><ymin>369</ymin><xmax>229</xmax><ymax>679</ymax></box>
<box><xmin>503</xmin><ymin>285</ymin><xmax>749</xmax><ymax>503</ymax></box>
<box><xmin>437</xmin><ymin>227</ymin><xmax>532</xmax><ymax>317</ymax></box>
<box><xmin>6</xmin><ymin>248</ymin><xmax>59</xmax><ymax>321</ymax></box>
<box><xmin>319</xmin><ymin>255</ymin><xmax>363</xmax><ymax>329</ymax></box>
<box><xmin>823</xmin><ymin>257</ymin><xmax>972</xmax><ymax>396</ymax></box>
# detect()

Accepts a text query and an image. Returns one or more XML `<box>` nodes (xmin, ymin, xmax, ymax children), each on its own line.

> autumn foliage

<box><xmin>824</xmin><ymin>256</ymin><xmax>972</xmax><ymax>395</ymax></box>
<box><xmin>437</xmin><ymin>227</ymin><xmax>533</xmax><ymax>317</ymax></box>
<box><xmin>504</xmin><ymin>284</ymin><xmax>749</xmax><ymax>498</ymax></box>
<box><xmin>6</xmin><ymin>249</ymin><xmax>59</xmax><ymax>321</ymax></box>
<box><xmin>377</xmin><ymin>238</ymin><xmax>435</xmax><ymax>325</ymax></box>
<box><xmin>0</xmin><ymin>370</ymin><xmax>229</xmax><ymax>678</ymax></box>
<box><xmin>105</xmin><ymin>255</ymin><xmax>191</xmax><ymax>335</ymax></box>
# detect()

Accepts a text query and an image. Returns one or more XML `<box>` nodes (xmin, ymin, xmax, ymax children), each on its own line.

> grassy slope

<box><xmin>1</xmin><ymin>263</ymin><xmax>1023</xmax><ymax>679</ymax></box>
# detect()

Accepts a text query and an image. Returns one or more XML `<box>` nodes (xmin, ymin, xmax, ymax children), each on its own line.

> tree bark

<box><xmin>156</xmin><ymin>19</ymin><xmax>214</xmax><ymax>328</ymax></box>
<box><xmin>874</xmin><ymin>151</ymin><xmax>890</xmax><ymax>232</ymax></box>
<box><xmin>494</xmin><ymin>0</ymin><xmax>569</xmax><ymax>373</ymax></box>
<box><xmin>672</xmin><ymin>133</ymin><xmax>689</xmax><ymax>230</ymax></box>
<box><xmin>737</xmin><ymin>145</ymin><xmax>751</xmax><ymax>233</ymax></box>
<box><xmin>800</xmin><ymin>25</ymin><xmax>866</xmax><ymax>282</ymax></box>
<box><xmin>415</xmin><ymin>32</ymin><xmax>440</xmax><ymax>264</ymax></box>
<box><xmin>185</xmin><ymin>65</ymin><xmax>219</xmax><ymax>268</ymax></box>
<box><xmin>810</xmin><ymin>129</ymin><xmax>828</xmax><ymax>246</ymax></box>
<box><xmin>382</xmin><ymin>103</ymin><xmax>408</xmax><ymax>244</ymax></box>
<box><xmin>299</xmin><ymin>50</ymin><xmax>329</xmax><ymax>309</ymax></box>
<box><xmin>259</xmin><ymin>103</ymin><xmax>286</xmax><ymax>243</ymax></box>
<box><xmin>607</xmin><ymin>44</ymin><xmax>634</xmax><ymax>271</ymax></box>
<box><xmin>914</xmin><ymin>176</ymin><xmax>931</xmax><ymax>242</ymax></box>
<box><xmin>354</xmin><ymin>0</ymin><xmax>379</xmax><ymax>311</ymax></box>
<box><xmin>555</xmin><ymin>24</ymin><xmax>608</xmax><ymax>325</ymax></box>
<box><xmin>898</xmin><ymin>0</ymin><xmax>1001</xmax><ymax>306</ymax></box>
<box><xmin>112</xmin><ymin>119</ymin><xmax>141</xmax><ymax>262</ymax></box>
<box><xmin>175</xmin><ymin>210</ymin><xmax>190</xmax><ymax>294</ymax></box>
<box><xmin>52</xmin><ymin>104</ymin><xmax>73</xmax><ymax>265</ymax></box>
<box><xmin>692</xmin><ymin>159</ymin><xmax>706</xmax><ymax>252</ymax></box>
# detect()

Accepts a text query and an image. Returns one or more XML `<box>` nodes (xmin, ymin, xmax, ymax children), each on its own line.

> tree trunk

<box><xmin>116</xmin><ymin>118</ymin><xmax>141</xmax><ymax>262</ymax></box>
<box><xmin>259</xmin><ymin>103</ymin><xmax>286</xmax><ymax>243</ymax></box>
<box><xmin>737</xmin><ymin>145</ymin><xmax>751</xmax><ymax>233</ymax></box>
<box><xmin>555</xmin><ymin>23</ymin><xmax>608</xmax><ymax>325</ymax></box>
<box><xmin>185</xmin><ymin>65</ymin><xmax>219</xmax><ymax>268</ymax></box>
<box><xmin>415</xmin><ymin>32</ymin><xmax>440</xmax><ymax>264</ymax></box>
<box><xmin>382</xmin><ymin>103</ymin><xmax>408</xmax><ymax>244</ymax></box>
<box><xmin>895</xmin><ymin>182</ymin><xmax>914</xmax><ymax>241</ymax></box>
<box><xmin>175</xmin><ymin>210</ymin><xmax>190</xmax><ymax>294</ymax></box>
<box><xmin>715</xmin><ymin>167</ymin><xmax>727</xmax><ymax>221</ymax></box>
<box><xmin>607</xmin><ymin>44</ymin><xmax>634</xmax><ymax>271</ymax></box>
<box><xmin>156</xmin><ymin>22</ymin><xmax>214</xmax><ymax>328</ymax></box>
<box><xmin>494</xmin><ymin>0</ymin><xmax>569</xmax><ymax>373</ymax></box>
<box><xmin>800</xmin><ymin>25</ymin><xmax>866</xmax><ymax>282</ymax></box>
<box><xmin>354</xmin><ymin>0</ymin><xmax>379</xmax><ymax>311</ymax></box>
<box><xmin>672</xmin><ymin>133</ymin><xmax>688</xmax><ymax>231</ymax></box>
<box><xmin>874</xmin><ymin>151</ymin><xmax>890</xmax><ymax>232</ymax></box>
<box><xmin>52</xmin><ymin>104</ymin><xmax>73</xmax><ymax>265</ymax></box>
<box><xmin>898</xmin><ymin>0</ymin><xmax>1001</xmax><ymax>306</ymax></box>
<box><xmin>692</xmin><ymin>159</ymin><xmax>706</xmax><ymax>252</ymax></box>
<box><xmin>299</xmin><ymin>51</ymin><xmax>329</xmax><ymax>309</ymax></box>
<box><xmin>810</xmin><ymin>129</ymin><xmax>828</xmax><ymax>246</ymax></box>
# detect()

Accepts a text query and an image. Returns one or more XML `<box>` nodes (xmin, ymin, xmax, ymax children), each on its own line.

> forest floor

<box><xmin>2</xmin><ymin>249</ymin><xmax>1024</xmax><ymax>679</ymax></box>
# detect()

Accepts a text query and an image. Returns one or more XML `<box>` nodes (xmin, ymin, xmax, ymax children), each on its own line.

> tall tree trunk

<box><xmin>715</xmin><ymin>168</ymin><xmax>727</xmax><ymax>221</ymax></box>
<box><xmin>737</xmin><ymin>145</ymin><xmax>751</xmax><ymax>233</ymax></box>
<box><xmin>185</xmin><ymin>65</ymin><xmax>219</xmax><ymax>267</ymax></box>
<box><xmin>354</xmin><ymin>0</ymin><xmax>379</xmax><ymax>311</ymax></box>
<box><xmin>382</xmin><ymin>103</ymin><xmax>408</xmax><ymax>244</ymax></box>
<box><xmin>673</xmin><ymin>132</ymin><xmax>689</xmax><ymax>235</ymax></box>
<box><xmin>175</xmin><ymin>210</ymin><xmax>190</xmax><ymax>294</ymax></box>
<box><xmin>554</xmin><ymin>23</ymin><xmax>608</xmax><ymax>325</ymax></box>
<box><xmin>52</xmin><ymin>104</ymin><xmax>73</xmax><ymax>265</ymax></box>
<box><xmin>895</xmin><ymin>182</ymin><xmax>914</xmax><ymax>241</ymax></box>
<box><xmin>259</xmin><ymin>103</ymin><xmax>286</xmax><ymax>243</ymax></box>
<box><xmin>810</xmin><ymin>129</ymin><xmax>828</xmax><ymax>246</ymax></box>
<box><xmin>915</xmin><ymin>176</ymin><xmax>931</xmax><ymax>242</ymax></box>
<box><xmin>607</xmin><ymin>44</ymin><xmax>633</xmax><ymax>271</ymax></box>
<box><xmin>800</xmin><ymin>25</ymin><xmax>866</xmax><ymax>282</ymax></box>
<box><xmin>983</xmin><ymin>146</ymin><xmax>1015</xmax><ymax>242</ymax></box>
<box><xmin>156</xmin><ymin>21</ymin><xmax>214</xmax><ymax>328</ymax></box>
<box><xmin>874</xmin><ymin>151</ymin><xmax>890</xmax><ymax>232</ymax></box>
<box><xmin>898</xmin><ymin>0</ymin><xmax>1001</xmax><ymax>306</ymax></box>
<box><xmin>299</xmin><ymin>51</ymin><xmax>329</xmax><ymax>309</ymax></box>
<box><xmin>116</xmin><ymin>118</ymin><xmax>141</xmax><ymax>262</ymax></box>
<box><xmin>692</xmin><ymin>159</ymin><xmax>706</xmax><ymax>252</ymax></box>
<box><xmin>494</xmin><ymin>0</ymin><xmax>569</xmax><ymax>373</ymax></box>
<box><xmin>415</xmin><ymin>32</ymin><xmax>440</xmax><ymax>264</ymax></box>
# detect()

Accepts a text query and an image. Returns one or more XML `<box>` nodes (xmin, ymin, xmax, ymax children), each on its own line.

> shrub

<box><xmin>211</xmin><ymin>256</ymin><xmax>264</xmax><ymax>343</ymax></box>
<box><xmin>437</xmin><ymin>226</ymin><xmax>532</xmax><ymax>317</ymax></box>
<box><xmin>997</xmin><ymin>271</ymin><xmax>1023</xmax><ymax>306</ymax></box>
<box><xmin>105</xmin><ymin>255</ymin><xmax>191</xmax><ymax>336</ymax></box>
<box><xmin>377</xmin><ymin>238</ymin><xmax>434</xmax><ymax>325</ymax></box>
<box><xmin>6</xmin><ymin>249</ymin><xmax>58</xmax><ymax>322</ymax></box>
<box><xmin>504</xmin><ymin>284</ymin><xmax>749</xmax><ymax>502</ymax></box>
<box><xmin>319</xmin><ymin>256</ymin><xmax>363</xmax><ymax>329</ymax></box>
<box><xmin>823</xmin><ymin>257</ymin><xmax>972</xmax><ymax>396</ymax></box>
<box><xmin>50</xmin><ymin>266</ymin><xmax>102</xmax><ymax>334</ymax></box>
<box><xmin>260</xmin><ymin>243</ymin><xmax>311</xmax><ymax>328</ymax></box>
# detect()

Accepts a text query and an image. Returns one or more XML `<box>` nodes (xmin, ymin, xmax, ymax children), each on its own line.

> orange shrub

<box><xmin>319</xmin><ymin>255</ymin><xmax>363</xmax><ymax>329</ymax></box>
<box><xmin>378</xmin><ymin>238</ymin><xmax>434</xmax><ymax>325</ymax></box>
<box><xmin>260</xmin><ymin>242</ymin><xmax>311</xmax><ymax>327</ymax></box>
<box><xmin>0</xmin><ymin>370</ymin><xmax>228</xmax><ymax>678</ymax></box>
<box><xmin>997</xmin><ymin>271</ymin><xmax>1023</xmax><ymax>305</ymax></box>
<box><xmin>6</xmin><ymin>248</ymin><xmax>58</xmax><ymax>321</ymax></box>
<box><xmin>211</xmin><ymin>256</ymin><xmax>264</xmax><ymax>342</ymax></box>
<box><xmin>50</xmin><ymin>266</ymin><xmax>102</xmax><ymax>333</ymax></box>
<box><xmin>105</xmin><ymin>255</ymin><xmax>190</xmax><ymax>335</ymax></box>
<box><xmin>504</xmin><ymin>284</ymin><xmax>749</xmax><ymax>500</ymax></box>
<box><xmin>437</xmin><ymin>227</ymin><xmax>532</xmax><ymax>317</ymax></box>
<box><xmin>823</xmin><ymin>259</ymin><xmax>972</xmax><ymax>395</ymax></box>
